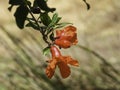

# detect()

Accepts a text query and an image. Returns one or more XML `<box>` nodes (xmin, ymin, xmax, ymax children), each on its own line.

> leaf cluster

<box><xmin>8</xmin><ymin>0</ymin><xmax>72</xmax><ymax>55</ymax></box>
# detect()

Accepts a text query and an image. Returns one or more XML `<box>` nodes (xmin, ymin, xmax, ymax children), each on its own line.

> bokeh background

<box><xmin>0</xmin><ymin>0</ymin><xmax>120</xmax><ymax>90</ymax></box>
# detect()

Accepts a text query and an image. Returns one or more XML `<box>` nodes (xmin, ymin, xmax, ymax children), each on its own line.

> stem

<box><xmin>23</xmin><ymin>0</ymin><xmax>51</xmax><ymax>46</ymax></box>
<box><xmin>43</xmin><ymin>35</ymin><xmax>51</xmax><ymax>46</ymax></box>
<box><xmin>26</xmin><ymin>4</ymin><xmax>42</xmax><ymax>33</ymax></box>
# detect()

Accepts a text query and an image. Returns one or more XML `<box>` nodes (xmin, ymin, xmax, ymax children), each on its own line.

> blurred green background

<box><xmin>0</xmin><ymin>0</ymin><xmax>120</xmax><ymax>90</ymax></box>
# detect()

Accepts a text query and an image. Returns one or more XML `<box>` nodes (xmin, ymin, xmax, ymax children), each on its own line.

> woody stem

<box><xmin>24</xmin><ymin>0</ymin><xmax>51</xmax><ymax>46</ymax></box>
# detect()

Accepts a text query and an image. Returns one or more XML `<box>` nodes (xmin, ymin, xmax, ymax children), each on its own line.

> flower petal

<box><xmin>46</xmin><ymin>66</ymin><xmax>55</xmax><ymax>79</ymax></box>
<box><xmin>50</xmin><ymin>46</ymin><xmax>61</xmax><ymax>58</ymax></box>
<box><xmin>46</xmin><ymin>59</ymin><xmax>57</xmax><ymax>79</ymax></box>
<box><xmin>66</xmin><ymin>56</ymin><xmax>79</xmax><ymax>66</ymax></box>
<box><xmin>55</xmin><ymin>39</ymin><xmax>71</xmax><ymax>48</ymax></box>
<box><xmin>65</xmin><ymin>26</ymin><xmax>76</xmax><ymax>32</ymax></box>
<box><xmin>55</xmin><ymin>26</ymin><xmax>78</xmax><ymax>48</ymax></box>
<box><xmin>58</xmin><ymin>62</ymin><xmax>71</xmax><ymax>78</ymax></box>
<box><xmin>56</xmin><ymin>29</ymin><xmax>64</xmax><ymax>37</ymax></box>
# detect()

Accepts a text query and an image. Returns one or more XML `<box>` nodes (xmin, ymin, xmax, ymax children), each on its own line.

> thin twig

<box><xmin>23</xmin><ymin>0</ymin><xmax>51</xmax><ymax>46</ymax></box>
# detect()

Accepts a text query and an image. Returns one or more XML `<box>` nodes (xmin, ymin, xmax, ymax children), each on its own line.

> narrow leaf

<box><xmin>54</xmin><ymin>23</ymin><xmax>73</xmax><ymax>29</ymax></box>
<box><xmin>52</xmin><ymin>13</ymin><xmax>58</xmax><ymax>23</ymax></box>
<box><xmin>40</xmin><ymin>12</ymin><xmax>51</xmax><ymax>26</ymax></box>
<box><xmin>48</xmin><ymin>13</ymin><xmax>59</xmax><ymax>28</ymax></box>
<box><xmin>56</xmin><ymin>17</ymin><xmax>62</xmax><ymax>24</ymax></box>
<box><xmin>26</xmin><ymin>22</ymin><xmax>39</xmax><ymax>30</ymax></box>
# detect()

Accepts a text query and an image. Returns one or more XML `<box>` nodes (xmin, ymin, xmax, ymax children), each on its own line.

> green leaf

<box><xmin>26</xmin><ymin>1</ymin><xmax>31</xmax><ymax>6</ymax></box>
<box><xmin>40</xmin><ymin>12</ymin><xmax>51</xmax><ymax>26</ymax></box>
<box><xmin>9</xmin><ymin>0</ymin><xmax>24</xmax><ymax>5</ymax></box>
<box><xmin>26</xmin><ymin>22</ymin><xmax>39</xmax><ymax>30</ymax></box>
<box><xmin>35</xmin><ymin>0</ymin><xmax>55</xmax><ymax>12</ymax></box>
<box><xmin>45</xmin><ymin>13</ymin><xmax>62</xmax><ymax>34</ymax></box>
<box><xmin>43</xmin><ymin>47</ymin><xmax>50</xmax><ymax>56</ymax></box>
<box><xmin>8</xmin><ymin>0</ymin><xmax>26</xmax><ymax>11</ymax></box>
<box><xmin>51</xmin><ymin>13</ymin><xmax>59</xmax><ymax>24</ymax></box>
<box><xmin>54</xmin><ymin>23</ymin><xmax>73</xmax><ymax>29</ymax></box>
<box><xmin>14</xmin><ymin>5</ymin><xmax>29</xmax><ymax>29</ymax></box>
<box><xmin>44</xmin><ymin>0</ymin><xmax>48</xmax><ymax>2</ymax></box>
<box><xmin>48</xmin><ymin>13</ymin><xmax>61</xmax><ymax>28</ymax></box>
<box><xmin>33</xmin><ymin>0</ymin><xmax>38</xmax><ymax>7</ymax></box>
<box><xmin>56</xmin><ymin>17</ymin><xmax>62</xmax><ymax>24</ymax></box>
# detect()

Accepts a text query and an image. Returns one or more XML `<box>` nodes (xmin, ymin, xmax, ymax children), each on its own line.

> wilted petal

<box><xmin>58</xmin><ymin>62</ymin><xmax>71</xmax><ymax>78</ymax></box>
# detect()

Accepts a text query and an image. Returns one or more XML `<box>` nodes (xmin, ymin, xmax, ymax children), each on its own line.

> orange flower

<box><xmin>46</xmin><ymin>46</ymin><xmax>79</xmax><ymax>79</ymax></box>
<box><xmin>54</xmin><ymin>26</ymin><xmax>78</xmax><ymax>48</ymax></box>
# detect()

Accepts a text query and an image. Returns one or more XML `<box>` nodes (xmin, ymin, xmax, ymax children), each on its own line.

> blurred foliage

<box><xmin>0</xmin><ymin>25</ymin><xmax>120</xmax><ymax>90</ymax></box>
